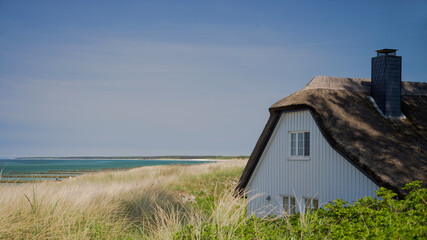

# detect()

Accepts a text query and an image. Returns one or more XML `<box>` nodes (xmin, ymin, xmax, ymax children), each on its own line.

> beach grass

<box><xmin>0</xmin><ymin>160</ymin><xmax>247</xmax><ymax>239</ymax></box>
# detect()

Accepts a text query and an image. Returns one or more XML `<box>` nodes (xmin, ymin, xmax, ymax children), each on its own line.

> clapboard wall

<box><xmin>246</xmin><ymin>109</ymin><xmax>379</xmax><ymax>217</ymax></box>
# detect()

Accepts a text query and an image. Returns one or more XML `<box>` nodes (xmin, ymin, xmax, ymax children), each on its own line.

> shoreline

<box><xmin>152</xmin><ymin>158</ymin><xmax>247</xmax><ymax>162</ymax></box>
<box><xmin>6</xmin><ymin>158</ymin><xmax>248</xmax><ymax>162</ymax></box>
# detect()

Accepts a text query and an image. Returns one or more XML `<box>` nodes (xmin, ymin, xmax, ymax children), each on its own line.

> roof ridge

<box><xmin>298</xmin><ymin>76</ymin><xmax>427</xmax><ymax>96</ymax></box>
<box><xmin>301</xmin><ymin>76</ymin><xmax>370</xmax><ymax>92</ymax></box>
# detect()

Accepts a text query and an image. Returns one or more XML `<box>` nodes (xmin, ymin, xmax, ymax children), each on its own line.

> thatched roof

<box><xmin>237</xmin><ymin>76</ymin><xmax>427</xmax><ymax>197</ymax></box>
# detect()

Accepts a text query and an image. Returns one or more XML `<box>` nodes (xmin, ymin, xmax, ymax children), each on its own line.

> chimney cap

<box><xmin>376</xmin><ymin>49</ymin><xmax>398</xmax><ymax>56</ymax></box>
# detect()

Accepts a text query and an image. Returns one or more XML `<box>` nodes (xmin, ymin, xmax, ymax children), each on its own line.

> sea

<box><xmin>0</xmin><ymin>159</ymin><xmax>214</xmax><ymax>183</ymax></box>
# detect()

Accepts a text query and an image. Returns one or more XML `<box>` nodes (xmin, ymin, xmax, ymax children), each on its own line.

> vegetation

<box><xmin>0</xmin><ymin>160</ymin><xmax>425</xmax><ymax>239</ymax></box>
<box><xmin>0</xmin><ymin>160</ymin><xmax>246</xmax><ymax>239</ymax></box>
<box><xmin>176</xmin><ymin>181</ymin><xmax>426</xmax><ymax>239</ymax></box>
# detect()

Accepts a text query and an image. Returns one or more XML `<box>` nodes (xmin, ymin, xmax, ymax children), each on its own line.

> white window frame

<box><xmin>282</xmin><ymin>195</ymin><xmax>296</xmax><ymax>215</ymax></box>
<box><xmin>303</xmin><ymin>197</ymin><xmax>319</xmax><ymax>212</ymax></box>
<box><xmin>288</xmin><ymin>131</ymin><xmax>310</xmax><ymax>160</ymax></box>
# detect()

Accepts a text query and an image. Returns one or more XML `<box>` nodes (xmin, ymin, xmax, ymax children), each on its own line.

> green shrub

<box><xmin>174</xmin><ymin>181</ymin><xmax>427</xmax><ymax>239</ymax></box>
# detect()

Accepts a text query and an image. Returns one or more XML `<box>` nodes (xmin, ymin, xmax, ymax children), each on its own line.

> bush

<box><xmin>174</xmin><ymin>181</ymin><xmax>427</xmax><ymax>239</ymax></box>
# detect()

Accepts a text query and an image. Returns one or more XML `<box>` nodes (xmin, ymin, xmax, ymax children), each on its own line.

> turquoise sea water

<box><xmin>0</xmin><ymin>159</ymin><xmax>214</xmax><ymax>183</ymax></box>
<box><xmin>0</xmin><ymin>159</ymin><xmax>214</xmax><ymax>174</ymax></box>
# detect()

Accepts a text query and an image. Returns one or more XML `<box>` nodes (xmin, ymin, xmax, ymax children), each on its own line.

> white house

<box><xmin>235</xmin><ymin>49</ymin><xmax>427</xmax><ymax>217</ymax></box>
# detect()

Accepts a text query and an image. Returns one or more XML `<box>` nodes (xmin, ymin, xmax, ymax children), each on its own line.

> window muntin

<box><xmin>290</xmin><ymin>131</ymin><xmax>310</xmax><ymax>157</ymax></box>
<box><xmin>283</xmin><ymin>196</ymin><xmax>296</xmax><ymax>215</ymax></box>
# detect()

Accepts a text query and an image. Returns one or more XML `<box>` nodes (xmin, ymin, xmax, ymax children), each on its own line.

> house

<box><xmin>235</xmin><ymin>49</ymin><xmax>427</xmax><ymax>217</ymax></box>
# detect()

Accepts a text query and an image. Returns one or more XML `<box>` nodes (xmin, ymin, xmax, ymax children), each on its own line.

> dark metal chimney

<box><xmin>371</xmin><ymin>49</ymin><xmax>402</xmax><ymax>118</ymax></box>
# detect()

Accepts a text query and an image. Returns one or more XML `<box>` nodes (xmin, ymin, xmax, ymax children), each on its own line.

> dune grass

<box><xmin>0</xmin><ymin>160</ymin><xmax>247</xmax><ymax>239</ymax></box>
<box><xmin>1</xmin><ymin>160</ymin><xmax>425</xmax><ymax>239</ymax></box>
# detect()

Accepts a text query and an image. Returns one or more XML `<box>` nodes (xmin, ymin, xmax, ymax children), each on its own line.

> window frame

<box><xmin>288</xmin><ymin>131</ymin><xmax>310</xmax><ymax>160</ymax></box>
<box><xmin>282</xmin><ymin>195</ymin><xmax>296</xmax><ymax>215</ymax></box>
<box><xmin>303</xmin><ymin>197</ymin><xmax>319</xmax><ymax>212</ymax></box>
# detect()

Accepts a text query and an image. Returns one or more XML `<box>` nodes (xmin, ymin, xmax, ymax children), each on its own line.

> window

<box><xmin>303</xmin><ymin>197</ymin><xmax>318</xmax><ymax>212</ymax></box>
<box><xmin>283</xmin><ymin>196</ymin><xmax>296</xmax><ymax>215</ymax></box>
<box><xmin>290</xmin><ymin>131</ymin><xmax>310</xmax><ymax>157</ymax></box>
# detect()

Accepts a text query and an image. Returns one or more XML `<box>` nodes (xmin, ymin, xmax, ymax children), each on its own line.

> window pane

<box><xmin>298</xmin><ymin>133</ymin><xmax>303</xmax><ymax>155</ymax></box>
<box><xmin>291</xmin><ymin>205</ymin><xmax>295</xmax><ymax>214</ymax></box>
<box><xmin>290</xmin><ymin>197</ymin><xmax>296</xmax><ymax>214</ymax></box>
<box><xmin>298</xmin><ymin>145</ymin><xmax>303</xmax><ymax>155</ymax></box>
<box><xmin>304</xmin><ymin>132</ymin><xmax>310</xmax><ymax>156</ymax></box>
<box><xmin>313</xmin><ymin>199</ymin><xmax>319</xmax><ymax>209</ymax></box>
<box><xmin>291</xmin><ymin>133</ymin><xmax>296</xmax><ymax>156</ymax></box>
<box><xmin>304</xmin><ymin>132</ymin><xmax>310</xmax><ymax>142</ymax></box>
<box><xmin>304</xmin><ymin>198</ymin><xmax>311</xmax><ymax>210</ymax></box>
<box><xmin>304</xmin><ymin>147</ymin><xmax>310</xmax><ymax>156</ymax></box>
<box><xmin>283</xmin><ymin>197</ymin><xmax>289</xmax><ymax>213</ymax></box>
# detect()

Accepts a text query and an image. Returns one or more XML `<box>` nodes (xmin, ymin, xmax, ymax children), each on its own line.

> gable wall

<box><xmin>246</xmin><ymin>110</ymin><xmax>379</xmax><ymax>217</ymax></box>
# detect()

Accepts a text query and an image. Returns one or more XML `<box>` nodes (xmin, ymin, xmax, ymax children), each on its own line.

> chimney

<box><xmin>371</xmin><ymin>49</ymin><xmax>402</xmax><ymax>118</ymax></box>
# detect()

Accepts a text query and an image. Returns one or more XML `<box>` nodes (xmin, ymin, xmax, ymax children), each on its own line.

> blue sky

<box><xmin>1</xmin><ymin>0</ymin><xmax>426</xmax><ymax>157</ymax></box>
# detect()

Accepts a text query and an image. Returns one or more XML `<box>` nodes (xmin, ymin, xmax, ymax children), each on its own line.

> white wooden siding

<box><xmin>246</xmin><ymin>110</ymin><xmax>379</xmax><ymax>217</ymax></box>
